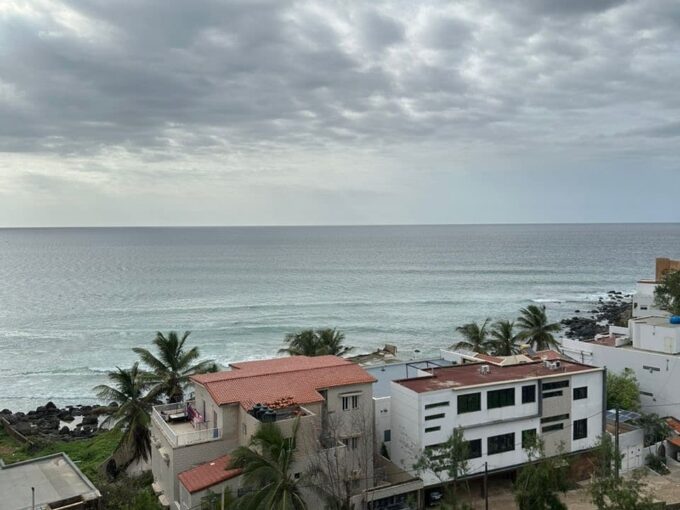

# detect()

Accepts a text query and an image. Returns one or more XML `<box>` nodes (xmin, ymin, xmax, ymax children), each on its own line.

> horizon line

<box><xmin>2</xmin><ymin>221</ymin><xmax>680</xmax><ymax>229</ymax></box>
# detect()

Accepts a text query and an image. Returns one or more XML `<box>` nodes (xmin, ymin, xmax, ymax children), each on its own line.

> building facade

<box><xmin>386</xmin><ymin>356</ymin><xmax>605</xmax><ymax>487</ymax></box>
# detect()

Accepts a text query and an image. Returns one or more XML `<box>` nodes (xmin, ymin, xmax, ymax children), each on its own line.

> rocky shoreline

<box><xmin>561</xmin><ymin>291</ymin><xmax>633</xmax><ymax>341</ymax></box>
<box><xmin>1</xmin><ymin>401</ymin><xmax>116</xmax><ymax>443</ymax></box>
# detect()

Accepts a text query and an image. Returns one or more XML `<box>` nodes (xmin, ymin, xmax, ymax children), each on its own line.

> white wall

<box><xmin>389</xmin><ymin>381</ymin><xmax>422</xmax><ymax>474</ymax></box>
<box><xmin>569</xmin><ymin>371</ymin><xmax>605</xmax><ymax>453</ymax></box>
<box><xmin>632</xmin><ymin>322</ymin><xmax>680</xmax><ymax>354</ymax></box>
<box><xmin>633</xmin><ymin>282</ymin><xmax>667</xmax><ymax>318</ymax></box>
<box><xmin>560</xmin><ymin>337</ymin><xmax>680</xmax><ymax>418</ymax></box>
<box><xmin>373</xmin><ymin>396</ymin><xmax>392</xmax><ymax>456</ymax></box>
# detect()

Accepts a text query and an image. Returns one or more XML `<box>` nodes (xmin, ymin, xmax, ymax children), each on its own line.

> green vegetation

<box><xmin>413</xmin><ymin>427</ymin><xmax>472</xmax><ymax>510</ymax></box>
<box><xmin>637</xmin><ymin>413</ymin><xmax>670</xmax><ymax>446</ymax></box>
<box><xmin>606</xmin><ymin>368</ymin><xmax>641</xmax><ymax>412</ymax></box>
<box><xmin>452</xmin><ymin>319</ymin><xmax>491</xmax><ymax>354</ymax></box>
<box><xmin>516</xmin><ymin>305</ymin><xmax>561</xmax><ymax>351</ymax></box>
<box><xmin>133</xmin><ymin>331</ymin><xmax>216</xmax><ymax>403</ymax></box>
<box><xmin>490</xmin><ymin>319</ymin><xmax>521</xmax><ymax>355</ymax></box>
<box><xmin>229</xmin><ymin>420</ymin><xmax>306</xmax><ymax>510</ymax></box>
<box><xmin>279</xmin><ymin>328</ymin><xmax>354</xmax><ymax>357</ymax></box>
<box><xmin>513</xmin><ymin>437</ymin><xmax>569</xmax><ymax>510</ymax></box>
<box><xmin>0</xmin><ymin>426</ymin><xmax>121</xmax><ymax>480</ymax></box>
<box><xmin>654</xmin><ymin>269</ymin><xmax>680</xmax><ymax>315</ymax></box>
<box><xmin>590</xmin><ymin>433</ymin><xmax>655</xmax><ymax>510</ymax></box>
<box><xmin>452</xmin><ymin>305</ymin><xmax>561</xmax><ymax>355</ymax></box>
<box><xmin>94</xmin><ymin>362</ymin><xmax>157</xmax><ymax>468</ymax></box>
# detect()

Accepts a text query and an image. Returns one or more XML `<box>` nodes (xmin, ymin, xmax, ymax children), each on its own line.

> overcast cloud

<box><xmin>1</xmin><ymin>0</ymin><xmax>679</xmax><ymax>226</ymax></box>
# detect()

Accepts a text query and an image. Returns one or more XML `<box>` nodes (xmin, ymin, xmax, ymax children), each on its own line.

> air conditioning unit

<box><xmin>479</xmin><ymin>365</ymin><xmax>490</xmax><ymax>375</ymax></box>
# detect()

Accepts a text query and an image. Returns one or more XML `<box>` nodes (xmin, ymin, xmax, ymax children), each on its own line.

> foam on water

<box><xmin>1</xmin><ymin>224</ymin><xmax>679</xmax><ymax>411</ymax></box>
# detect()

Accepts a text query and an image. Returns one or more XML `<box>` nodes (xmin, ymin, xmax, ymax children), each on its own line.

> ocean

<box><xmin>1</xmin><ymin>224</ymin><xmax>679</xmax><ymax>412</ymax></box>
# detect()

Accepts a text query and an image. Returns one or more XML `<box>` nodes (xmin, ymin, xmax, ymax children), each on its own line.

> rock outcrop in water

<box><xmin>561</xmin><ymin>291</ymin><xmax>632</xmax><ymax>341</ymax></box>
<box><xmin>0</xmin><ymin>402</ymin><xmax>115</xmax><ymax>443</ymax></box>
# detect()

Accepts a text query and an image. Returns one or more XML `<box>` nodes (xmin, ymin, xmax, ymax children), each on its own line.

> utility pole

<box><xmin>615</xmin><ymin>407</ymin><xmax>620</xmax><ymax>481</ymax></box>
<box><xmin>484</xmin><ymin>461</ymin><xmax>489</xmax><ymax>510</ymax></box>
<box><xmin>31</xmin><ymin>487</ymin><xmax>35</xmax><ymax>510</ymax></box>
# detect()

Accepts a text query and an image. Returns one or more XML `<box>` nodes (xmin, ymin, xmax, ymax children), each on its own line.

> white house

<box><xmin>386</xmin><ymin>356</ymin><xmax>605</xmax><ymax>487</ymax></box>
<box><xmin>560</xmin><ymin>316</ymin><xmax>680</xmax><ymax>418</ymax></box>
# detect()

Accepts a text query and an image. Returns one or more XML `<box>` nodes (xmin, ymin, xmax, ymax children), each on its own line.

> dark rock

<box><xmin>59</xmin><ymin>426</ymin><xmax>70</xmax><ymax>435</ymax></box>
<box><xmin>14</xmin><ymin>421</ymin><xmax>33</xmax><ymax>435</ymax></box>
<box><xmin>45</xmin><ymin>401</ymin><xmax>57</xmax><ymax>411</ymax></box>
<box><xmin>0</xmin><ymin>409</ymin><xmax>11</xmax><ymax>415</ymax></box>
<box><xmin>60</xmin><ymin>414</ymin><xmax>75</xmax><ymax>422</ymax></box>
<box><xmin>574</xmin><ymin>310</ymin><xmax>580</xmax><ymax>313</ymax></box>
<box><xmin>81</xmin><ymin>415</ymin><xmax>98</xmax><ymax>426</ymax></box>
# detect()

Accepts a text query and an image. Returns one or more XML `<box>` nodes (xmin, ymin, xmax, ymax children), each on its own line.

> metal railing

<box><xmin>151</xmin><ymin>401</ymin><xmax>222</xmax><ymax>448</ymax></box>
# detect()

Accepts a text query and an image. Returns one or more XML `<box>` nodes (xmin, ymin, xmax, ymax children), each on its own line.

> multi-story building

<box><xmin>150</xmin><ymin>355</ymin><xmax>377</xmax><ymax>509</ymax></box>
<box><xmin>632</xmin><ymin>257</ymin><xmax>677</xmax><ymax>318</ymax></box>
<box><xmin>385</xmin><ymin>355</ymin><xmax>605</xmax><ymax>487</ymax></box>
<box><xmin>560</xmin><ymin>316</ymin><xmax>680</xmax><ymax>417</ymax></box>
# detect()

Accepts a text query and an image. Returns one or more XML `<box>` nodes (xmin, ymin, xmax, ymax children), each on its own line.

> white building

<box><xmin>560</xmin><ymin>316</ymin><xmax>680</xmax><ymax>418</ymax></box>
<box><xmin>384</xmin><ymin>355</ymin><xmax>605</xmax><ymax>487</ymax></box>
<box><xmin>632</xmin><ymin>257</ymin><xmax>678</xmax><ymax>318</ymax></box>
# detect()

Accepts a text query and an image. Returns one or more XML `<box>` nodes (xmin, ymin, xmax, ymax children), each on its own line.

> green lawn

<box><xmin>0</xmin><ymin>427</ymin><xmax>121</xmax><ymax>480</ymax></box>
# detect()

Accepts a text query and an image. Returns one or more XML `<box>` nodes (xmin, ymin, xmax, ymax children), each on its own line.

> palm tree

<box><xmin>451</xmin><ymin>319</ymin><xmax>491</xmax><ymax>353</ymax></box>
<box><xmin>229</xmin><ymin>421</ymin><xmax>306</xmax><ymax>510</ymax></box>
<box><xmin>490</xmin><ymin>320</ymin><xmax>521</xmax><ymax>356</ymax></box>
<box><xmin>133</xmin><ymin>331</ymin><xmax>215</xmax><ymax>403</ymax></box>
<box><xmin>278</xmin><ymin>329</ymin><xmax>353</xmax><ymax>357</ymax></box>
<box><xmin>516</xmin><ymin>305</ymin><xmax>561</xmax><ymax>351</ymax></box>
<box><xmin>94</xmin><ymin>362</ymin><xmax>157</xmax><ymax>467</ymax></box>
<box><xmin>279</xmin><ymin>329</ymin><xmax>320</xmax><ymax>356</ymax></box>
<box><xmin>316</xmin><ymin>328</ymin><xmax>353</xmax><ymax>356</ymax></box>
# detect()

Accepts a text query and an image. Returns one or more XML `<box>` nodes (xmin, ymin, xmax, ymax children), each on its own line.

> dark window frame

<box><xmin>542</xmin><ymin>380</ymin><xmax>569</xmax><ymax>391</ymax></box>
<box><xmin>542</xmin><ymin>423</ymin><xmax>564</xmax><ymax>432</ymax></box>
<box><xmin>522</xmin><ymin>385</ymin><xmax>536</xmax><ymax>404</ymax></box>
<box><xmin>521</xmin><ymin>429</ymin><xmax>537</xmax><ymax>449</ymax></box>
<box><xmin>425</xmin><ymin>413</ymin><xmax>445</xmax><ymax>421</ymax></box>
<box><xmin>573</xmin><ymin>418</ymin><xmax>588</xmax><ymax>440</ymax></box>
<box><xmin>573</xmin><ymin>386</ymin><xmax>588</xmax><ymax>400</ymax></box>
<box><xmin>487</xmin><ymin>432</ymin><xmax>515</xmax><ymax>455</ymax></box>
<box><xmin>466</xmin><ymin>438</ymin><xmax>482</xmax><ymax>459</ymax></box>
<box><xmin>487</xmin><ymin>388</ymin><xmax>515</xmax><ymax>409</ymax></box>
<box><xmin>425</xmin><ymin>401</ymin><xmax>450</xmax><ymax>410</ymax></box>
<box><xmin>424</xmin><ymin>426</ymin><xmax>440</xmax><ymax>433</ymax></box>
<box><xmin>457</xmin><ymin>393</ymin><xmax>482</xmax><ymax>414</ymax></box>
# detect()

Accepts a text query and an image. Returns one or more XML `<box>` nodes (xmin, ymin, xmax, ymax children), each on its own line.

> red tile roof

<box><xmin>532</xmin><ymin>350</ymin><xmax>563</xmax><ymax>361</ymax></box>
<box><xmin>191</xmin><ymin>355</ymin><xmax>376</xmax><ymax>409</ymax></box>
<box><xmin>396</xmin><ymin>359</ymin><xmax>601</xmax><ymax>393</ymax></box>
<box><xmin>666</xmin><ymin>417</ymin><xmax>680</xmax><ymax>435</ymax></box>
<box><xmin>178</xmin><ymin>455</ymin><xmax>241</xmax><ymax>494</ymax></box>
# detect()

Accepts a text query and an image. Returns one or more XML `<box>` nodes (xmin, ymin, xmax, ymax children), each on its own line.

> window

<box><xmin>487</xmin><ymin>388</ymin><xmax>515</xmax><ymax>409</ymax></box>
<box><xmin>573</xmin><ymin>419</ymin><xmax>588</xmax><ymax>440</ymax></box>
<box><xmin>542</xmin><ymin>380</ymin><xmax>569</xmax><ymax>391</ymax></box>
<box><xmin>425</xmin><ymin>426</ymin><xmax>441</xmax><ymax>433</ymax></box>
<box><xmin>425</xmin><ymin>401</ymin><xmax>450</xmax><ymax>410</ymax></box>
<box><xmin>541</xmin><ymin>413</ymin><xmax>569</xmax><ymax>424</ymax></box>
<box><xmin>425</xmin><ymin>413</ymin><xmax>445</xmax><ymax>421</ymax></box>
<box><xmin>341</xmin><ymin>437</ymin><xmax>359</xmax><ymax>450</ymax></box>
<box><xmin>522</xmin><ymin>385</ymin><xmax>536</xmax><ymax>403</ymax></box>
<box><xmin>542</xmin><ymin>423</ymin><xmax>563</xmax><ymax>432</ymax></box>
<box><xmin>457</xmin><ymin>393</ymin><xmax>481</xmax><ymax>414</ymax></box>
<box><xmin>522</xmin><ymin>429</ymin><xmax>537</xmax><ymax>449</ymax></box>
<box><xmin>542</xmin><ymin>390</ymin><xmax>563</xmax><ymax>398</ymax></box>
<box><xmin>384</xmin><ymin>429</ymin><xmax>391</xmax><ymax>442</ymax></box>
<box><xmin>488</xmin><ymin>433</ymin><xmax>515</xmax><ymax>455</ymax></box>
<box><xmin>341</xmin><ymin>394</ymin><xmax>360</xmax><ymax>410</ymax></box>
<box><xmin>465</xmin><ymin>439</ymin><xmax>482</xmax><ymax>459</ymax></box>
<box><xmin>573</xmin><ymin>386</ymin><xmax>588</xmax><ymax>400</ymax></box>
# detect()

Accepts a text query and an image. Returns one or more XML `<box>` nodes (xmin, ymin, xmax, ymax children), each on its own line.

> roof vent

<box><xmin>479</xmin><ymin>364</ymin><xmax>490</xmax><ymax>375</ymax></box>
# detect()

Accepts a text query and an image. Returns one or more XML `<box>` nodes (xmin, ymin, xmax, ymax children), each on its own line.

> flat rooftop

<box><xmin>396</xmin><ymin>359</ymin><xmax>600</xmax><ymax>393</ymax></box>
<box><xmin>366</xmin><ymin>359</ymin><xmax>456</xmax><ymax>398</ymax></box>
<box><xmin>0</xmin><ymin>453</ymin><xmax>100</xmax><ymax>510</ymax></box>
<box><xmin>634</xmin><ymin>316</ymin><xmax>680</xmax><ymax>328</ymax></box>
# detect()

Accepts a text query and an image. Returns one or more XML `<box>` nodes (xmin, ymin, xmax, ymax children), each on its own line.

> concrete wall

<box><xmin>373</xmin><ymin>396</ymin><xmax>392</xmax><ymax>456</ymax></box>
<box><xmin>389</xmin><ymin>381</ymin><xmax>421</xmax><ymax>475</ymax></box>
<box><xmin>632</xmin><ymin>321</ymin><xmax>680</xmax><ymax>354</ymax></box>
<box><xmin>560</xmin><ymin>337</ymin><xmax>680</xmax><ymax>418</ymax></box>
<box><xmin>179</xmin><ymin>475</ymin><xmax>241</xmax><ymax>510</ymax></box>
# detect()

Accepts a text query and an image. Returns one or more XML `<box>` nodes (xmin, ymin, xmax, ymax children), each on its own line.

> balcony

<box><xmin>152</xmin><ymin>401</ymin><xmax>222</xmax><ymax>448</ymax></box>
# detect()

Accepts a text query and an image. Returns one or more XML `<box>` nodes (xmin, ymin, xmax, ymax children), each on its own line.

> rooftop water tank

<box><xmin>670</xmin><ymin>316</ymin><xmax>680</xmax><ymax>325</ymax></box>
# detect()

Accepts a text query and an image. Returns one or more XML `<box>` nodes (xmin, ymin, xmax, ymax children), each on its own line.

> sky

<box><xmin>1</xmin><ymin>0</ymin><xmax>679</xmax><ymax>227</ymax></box>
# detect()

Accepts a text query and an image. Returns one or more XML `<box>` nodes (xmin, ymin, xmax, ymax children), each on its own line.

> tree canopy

<box><xmin>513</xmin><ymin>437</ymin><xmax>569</xmax><ymax>510</ymax></box>
<box><xmin>654</xmin><ymin>269</ymin><xmax>680</xmax><ymax>315</ymax></box>
<box><xmin>590</xmin><ymin>433</ymin><xmax>655</xmax><ymax>510</ymax></box>
<box><xmin>516</xmin><ymin>305</ymin><xmax>561</xmax><ymax>351</ymax></box>
<box><xmin>451</xmin><ymin>319</ymin><xmax>491</xmax><ymax>354</ymax></box>
<box><xmin>279</xmin><ymin>328</ymin><xmax>353</xmax><ymax>357</ymax></box>
<box><xmin>606</xmin><ymin>368</ymin><xmax>641</xmax><ymax>412</ymax></box>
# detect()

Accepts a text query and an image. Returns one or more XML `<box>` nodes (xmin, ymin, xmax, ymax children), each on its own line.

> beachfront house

<box><xmin>150</xmin><ymin>355</ymin><xmax>422</xmax><ymax>510</ymax></box>
<box><xmin>375</xmin><ymin>352</ymin><xmax>605</xmax><ymax>494</ymax></box>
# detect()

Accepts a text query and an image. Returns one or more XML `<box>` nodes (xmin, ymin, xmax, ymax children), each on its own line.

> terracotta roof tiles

<box><xmin>178</xmin><ymin>455</ymin><xmax>241</xmax><ymax>494</ymax></box>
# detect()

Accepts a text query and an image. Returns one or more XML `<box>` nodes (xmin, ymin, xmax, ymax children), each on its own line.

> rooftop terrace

<box><xmin>396</xmin><ymin>359</ymin><xmax>601</xmax><ymax>393</ymax></box>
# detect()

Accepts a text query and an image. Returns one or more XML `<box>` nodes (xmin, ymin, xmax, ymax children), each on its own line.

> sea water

<box><xmin>1</xmin><ymin>224</ymin><xmax>679</xmax><ymax>411</ymax></box>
